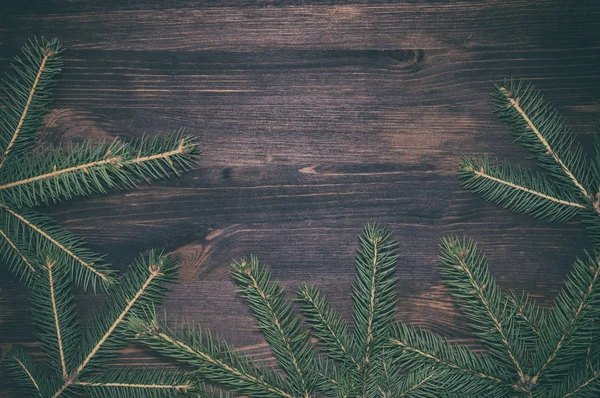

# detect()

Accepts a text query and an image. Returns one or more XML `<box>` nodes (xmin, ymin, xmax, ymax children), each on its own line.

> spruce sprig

<box><xmin>459</xmin><ymin>79</ymin><xmax>600</xmax><ymax>241</ymax></box>
<box><xmin>0</xmin><ymin>37</ymin><xmax>199</xmax><ymax>291</ymax></box>
<box><xmin>4</xmin><ymin>251</ymin><xmax>197</xmax><ymax>398</ymax></box>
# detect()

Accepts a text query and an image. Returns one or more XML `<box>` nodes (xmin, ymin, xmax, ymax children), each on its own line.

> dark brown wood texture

<box><xmin>1</xmin><ymin>1</ymin><xmax>599</xmax><ymax>395</ymax></box>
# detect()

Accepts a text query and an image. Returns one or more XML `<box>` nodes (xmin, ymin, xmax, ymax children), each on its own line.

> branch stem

<box><xmin>45</xmin><ymin>259</ymin><xmax>68</xmax><ymax>379</ymax></box>
<box><xmin>0</xmin><ymin>228</ymin><xmax>35</xmax><ymax>273</ymax></box>
<box><xmin>0</xmin><ymin>203</ymin><xmax>107</xmax><ymax>282</ymax></box>
<box><xmin>467</xmin><ymin>167</ymin><xmax>586</xmax><ymax>210</ymax></box>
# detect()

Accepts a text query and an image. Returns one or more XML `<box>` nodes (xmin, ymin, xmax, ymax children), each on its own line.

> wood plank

<box><xmin>0</xmin><ymin>1</ymin><xmax>599</xmax><ymax>395</ymax></box>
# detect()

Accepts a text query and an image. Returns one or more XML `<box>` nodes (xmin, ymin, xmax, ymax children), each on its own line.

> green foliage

<box><xmin>0</xmin><ymin>37</ymin><xmax>63</xmax><ymax>167</ymax></box>
<box><xmin>4</xmin><ymin>345</ymin><xmax>49</xmax><ymax>397</ymax></box>
<box><xmin>459</xmin><ymin>156</ymin><xmax>583</xmax><ymax>222</ymax></box>
<box><xmin>0</xmin><ymin>37</ymin><xmax>199</xmax><ymax>292</ymax></box>
<box><xmin>4</xmin><ymin>251</ymin><xmax>197</xmax><ymax>398</ymax></box>
<box><xmin>129</xmin><ymin>309</ymin><xmax>291</xmax><ymax>398</ymax></box>
<box><xmin>1</xmin><ymin>38</ymin><xmax>200</xmax><ymax>397</ymax></box>
<box><xmin>389</xmin><ymin>79</ymin><xmax>600</xmax><ymax>397</ymax></box>
<box><xmin>131</xmin><ymin>225</ymin><xmax>438</xmax><ymax>398</ymax></box>
<box><xmin>460</xmin><ymin>79</ymin><xmax>600</xmax><ymax>244</ymax></box>
<box><xmin>491</xmin><ymin>80</ymin><xmax>593</xmax><ymax>200</ymax></box>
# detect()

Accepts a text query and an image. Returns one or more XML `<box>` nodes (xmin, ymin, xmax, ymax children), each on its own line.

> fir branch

<box><xmin>0</xmin><ymin>202</ymin><xmax>115</xmax><ymax>290</ymax></box>
<box><xmin>351</xmin><ymin>224</ymin><xmax>398</xmax><ymax>389</ymax></box>
<box><xmin>390</xmin><ymin>323</ymin><xmax>507</xmax><ymax>385</ymax></box>
<box><xmin>312</xmin><ymin>359</ymin><xmax>355</xmax><ymax>397</ymax></box>
<box><xmin>560</xmin><ymin>372</ymin><xmax>600</xmax><ymax>398</ymax></box>
<box><xmin>534</xmin><ymin>254</ymin><xmax>600</xmax><ymax>386</ymax></box>
<box><xmin>493</xmin><ymin>80</ymin><xmax>593</xmax><ymax>202</ymax></box>
<box><xmin>505</xmin><ymin>291</ymin><xmax>543</xmax><ymax>343</ymax></box>
<box><xmin>394</xmin><ymin>369</ymin><xmax>435</xmax><ymax>398</ymax></box>
<box><xmin>129</xmin><ymin>312</ymin><xmax>292</xmax><ymax>398</ymax></box>
<box><xmin>0</xmin><ymin>37</ymin><xmax>63</xmax><ymax>168</ymax></box>
<box><xmin>28</xmin><ymin>255</ymin><xmax>81</xmax><ymax>379</ymax></box>
<box><xmin>439</xmin><ymin>237</ymin><xmax>530</xmax><ymax>386</ymax></box>
<box><xmin>3</xmin><ymin>346</ymin><xmax>48</xmax><ymax>397</ymax></box>
<box><xmin>297</xmin><ymin>283</ymin><xmax>361</xmax><ymax>373</ymax></box>
<box><xmin>0</xmin><ymin>224</ymin><xmax>36</xmax><ymax>283</ymax></box>
<box><xmin>459</xmin><ymin>155</ymin><xmax>585</xmax><ymax>222</ymax></box>
<box><xmin>232</xmin><ymin>256</ymin><xmax>317</xmax><ymax>398</ymax></box>
<box><xmin>51</xmin><ymin>251</ymin><xmax>177</xmax><ymax>397</ymax></box>
<box><xmin>0</xmin><ymin>131</ymin><xmax>198</xmax><ymax>208</ymax></box>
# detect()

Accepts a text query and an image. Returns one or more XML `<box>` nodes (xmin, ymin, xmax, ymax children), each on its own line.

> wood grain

<box><xmin>0</xmin><ymin>1</ymin><xmax>599</xmax><ymax>396</ymax></box>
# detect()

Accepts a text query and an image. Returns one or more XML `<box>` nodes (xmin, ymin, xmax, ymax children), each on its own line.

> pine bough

<box><xmin>1</xmin><ymin>38</ymin><xmax>200</xmax><ymax>397</ymax></box>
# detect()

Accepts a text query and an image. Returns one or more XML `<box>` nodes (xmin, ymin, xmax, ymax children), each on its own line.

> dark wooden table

<box><xmin>1</xmin><ymin>1</ymin><xmax>599</xmax><ymax>396</ymax></box>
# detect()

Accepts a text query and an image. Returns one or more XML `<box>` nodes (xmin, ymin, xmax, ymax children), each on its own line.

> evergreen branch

<box><xmin>312</xmin><ymin>360</ymin><xmax>355</xmax><ymax>397</ymax></box>
<box><xmin>297</xmin><ymin>283</ymin><xmax>360</xmax><ymax>372</ymax></box>
<box><xmin>51</xmin><ymin>251</ymin><xmax>177</xmax><ymax>397</ymax></box>
<box><xmin>29</xmin><ymin>255</ymin><xmax>80</xmax><ymax>379</ymax></box>
<box><xmin>73</xmin><ymin>368</ymin><xmax>195</xmax><ymax>397</ymax></box>
<box><xmin>0</xmin><ymin>37</ymin><xmax>63</xmax><ymax>168</ymax></box>
<box><xmin>396</xmin><ymin>370</ymin><xmax>435</xmax><ymax>397</ymax></box>
<box><xmin>129</xmin><ymin>311</ymin><xmax>292</xmax><ymax>398</ymax></box>
<box><xmin>390</xmin><ymin>323</ymin><xmax>507</xmax><ymax>384</ymax></box>
<box><xmin>232</xmin><ymin>256</ymin><xmax>317</xmax><ymax>398</ymax></box>
<box><xmin>0</xmin><ymin>132</ymin><xmax>199</xmax><ymax>208</ymax></box>
<box><xmin>3</xmin><ymin>346</ymin><xmax>47</xmax><ymax>397</ymax></box>
<box><xmin>351</xmin><ymin>224</ymin><xmax>398</xmax><ymax>384</ymax></box>
<box><xmin>460</xmin><ymin>156</ymin><xmax>585</xmax><ymax>222</ymax></box>
<box><xmin>439</xmin><ymin>237</ymin><xmax>530</xmax><ymax>384</ymax></box>
<box><xmin>560</xmin><ymin>371</ymin><xmax>600</xmax><ymax>398</ymax></box>
<box><xmin>0</xmin><ymin>225</ymin><xmax>36</xmax><ymax>283</ymax></box>
<box><xmin>493</xmin><ymin>80</ymin><xmax>593</xmax><ymax>202</ymax></box>
<box><xmin>366</xmin><ymin>351</ymin><xmax>415</xmax><ymax>397</ymax></box>
<box><xmin>506</xmin><ymin>291</ymin><xmax>543</xmax><ymax>339</ymax></box>
<box><xmin>534</xmin><ymin>254</ymin><xmax>600</xmax><ymax>385</ymax></box>
<box><xmin>592</xmin><ymin>122</ymin><xmax>600</xmax><ymax>196</ymax></box>
<box><xmin>0</xmin><ymin>202</ymin><xmax>115</xmax><ymax>290</ymax></box>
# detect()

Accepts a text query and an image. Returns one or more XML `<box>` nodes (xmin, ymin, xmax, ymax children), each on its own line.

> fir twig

<box><xmin>3</xmin><ymin>346</ymin><xmax>48</xmax><ymax>397</ymax></box>
<box><xmin>129</xmin><ymin>310</ymin><xmax>292</xmax><ymax>398</ymax></box>
<box><xmin>493</xmin><ymin>80</ymin><xmax>593</xmax><ymax>202</ymax></box>
<box><xmin>460</xmin><ymin>155</ymin><xmax>585</xmax><ymax>222</ymax></box>
<box><xmin>232</xmin><ymin>257</ymin><xmax>317</xmax><ymax>398</ymax></box>
<box><xmin>0</xmin><ymin>38</ymin><xmax>63</xmax><ymax>168</ymax></box>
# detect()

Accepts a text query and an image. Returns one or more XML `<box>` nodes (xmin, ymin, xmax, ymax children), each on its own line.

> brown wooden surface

<box><xmin>0</xmin><ymin>1</ymin><xmax>599</xmax><ymax>396</ymax></box>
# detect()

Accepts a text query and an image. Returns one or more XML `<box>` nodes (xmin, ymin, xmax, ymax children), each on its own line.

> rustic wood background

<box><xmin>1</xmin><ymin>1</ymin><xmax>599</xmax><ymax>395</ymax></box>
